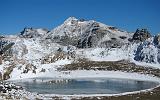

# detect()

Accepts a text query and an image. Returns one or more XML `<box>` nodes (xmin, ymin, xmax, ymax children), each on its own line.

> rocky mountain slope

<box><xmin>45</xmin><ymin>17</ymin><xmax>131</xmax><ymax>48</ymax></box>
<box><xmin>0</xmin><ymin>17</ymin><xmax>160</xmax><ymax>80</ymax></box>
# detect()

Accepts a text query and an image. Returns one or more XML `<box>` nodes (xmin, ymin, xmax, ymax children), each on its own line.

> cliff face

<box><xmin>154</xmin><ymin>34</ymin><xmax>160</xmax><ymax>45</ymax></box>
<box><xmin>132</xmin><ymin>29</ymin><xmax>151</xmax><ymax>42</ymax></box>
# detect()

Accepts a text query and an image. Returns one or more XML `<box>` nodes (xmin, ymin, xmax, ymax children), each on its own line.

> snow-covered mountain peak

<box><xmin>1</xmin><ymin>17</ymin><xmax>160</xmax><ymax>82</ymax></box>
<box><xmin>45</xmin><ymin>17</ymin><xmax>131</xmax><ymax>48</ymax></box>
<box><xmin>63</xmin><ymin>17</ymin><xmax>78</xmax><ymax>25</ymax></box>
<box><xmin>19</xmin><ymin>27</ymin><xmax>49</xmax><ymax>38</ymax></box>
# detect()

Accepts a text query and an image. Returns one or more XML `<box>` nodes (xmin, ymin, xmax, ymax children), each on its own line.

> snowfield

<box><xmin>9</xmin><ymin>69</ymin><xmax>160</xmax><ymax>82</ymax></box>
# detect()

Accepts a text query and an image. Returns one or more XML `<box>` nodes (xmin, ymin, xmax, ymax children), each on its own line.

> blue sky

<box><xmin>0</xmin><ymin>0</ymin><xmax>160</xmax><ymax>35</ymax></box>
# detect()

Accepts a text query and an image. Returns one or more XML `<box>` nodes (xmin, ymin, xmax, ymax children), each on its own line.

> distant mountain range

<box><xmin>0</xmin><ymin>17</ymin><xmax>160</xmax><ymax>80</ymax></box>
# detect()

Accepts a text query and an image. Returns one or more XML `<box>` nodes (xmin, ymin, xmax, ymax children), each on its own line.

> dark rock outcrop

<box><xmin>0</xmin><ymin>35</ymin><xmax>5</xmax><ymax>39</ymax></box>
<box><xmin>132</xmin><ymin>29</ymin><xmax>151</xmax><ymax>42</ymax></box>
<box><xmin>154</xmin><ymin>34</ymin><xmax>160</xmax><ymax>45</ymax></box>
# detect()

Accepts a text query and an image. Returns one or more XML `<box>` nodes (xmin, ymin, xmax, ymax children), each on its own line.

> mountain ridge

<box><xmin>0</xmin><ymin>17</ymin><xmax>160</xmax><ymax>80</ymax></box>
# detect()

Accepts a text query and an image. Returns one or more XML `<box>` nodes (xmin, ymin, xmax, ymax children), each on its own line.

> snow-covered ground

<box><xmin>8</xmin><ymin>55</ymin><xmax>160</xmax><ymax>82</ymax></box>
<box><xmin>3</xmin><ymin>44</ymin><xmax>160</xmax><ymax>80</ymax></box>
<box><xmin>76</xmin><ymin>47</ymin><xmax>129</xmax><ymax>61</ymax></box>
<box><xmin>77</xmin><ymin>47</ymin><xmax>160</xmax><ymax>68</ymax></box>
<box><xmin>8</xmin><ymin>70</ymin><xmax>160</xmax><ymax>83</ymax></box>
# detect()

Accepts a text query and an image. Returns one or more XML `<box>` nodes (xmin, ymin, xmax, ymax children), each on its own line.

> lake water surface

<box><xmin>14</xmin><ymin>78</ymin><xmax>159</xmax><ymax>95</ymax></box>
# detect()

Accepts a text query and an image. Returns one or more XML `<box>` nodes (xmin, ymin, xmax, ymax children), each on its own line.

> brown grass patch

<box><xmin>61</xmin><ymin>60</ymin><xmax>160</xmax><ymax>77</ymax></box>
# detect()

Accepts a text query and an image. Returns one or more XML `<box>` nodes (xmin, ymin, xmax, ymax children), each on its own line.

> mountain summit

<box><xmin>45</xmin><ymin>17</ymin><xmax>130</xmax><ymax>48</ymax></box>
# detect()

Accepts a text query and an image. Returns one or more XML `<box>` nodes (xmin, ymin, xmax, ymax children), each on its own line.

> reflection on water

<box><xmin>14</xmin><ymin>78</ymin><xmax>159</xmax><ymax>95</ymax></box>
